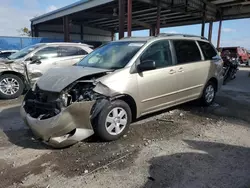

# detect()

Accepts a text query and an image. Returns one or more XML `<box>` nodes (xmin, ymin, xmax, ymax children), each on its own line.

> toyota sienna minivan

<box><xmin>21</xmin><ymin>34</ymin><xmax>224</xmax><ymax>148</ymax></box>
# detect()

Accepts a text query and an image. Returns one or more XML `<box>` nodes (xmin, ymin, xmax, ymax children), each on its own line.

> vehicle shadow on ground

<box><xmin>0</xmin><ymin>106</ymin><xmax>48</xmax><ymax>149</ymax></box>
<box><xmin>144</xmin><ymin>140</ymin><xmax>250</xmax><ymax>188</ymax></box>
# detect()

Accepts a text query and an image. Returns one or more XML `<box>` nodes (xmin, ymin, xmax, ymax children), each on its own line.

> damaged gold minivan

<box><xmin>21</xmin><ymin>34</ymin><xmax>224</xmax><ymax>148</ymax></box>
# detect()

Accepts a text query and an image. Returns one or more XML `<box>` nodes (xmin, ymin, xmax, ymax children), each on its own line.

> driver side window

<box><xmin>141</xmin><ymin>40</ymin><xmax>172</xmax><ymax>68</ymax></box>
<box><xmin>34</xmin><ymin>47</ymin><xmax>59</xmax><ymax>59</ymax></box>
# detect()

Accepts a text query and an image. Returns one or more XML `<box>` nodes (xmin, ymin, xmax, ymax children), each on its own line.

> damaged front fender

<box><xmin>93</xmin><ymin>82</ymin><xmax>120</xmax><ymax>98</ymax></box>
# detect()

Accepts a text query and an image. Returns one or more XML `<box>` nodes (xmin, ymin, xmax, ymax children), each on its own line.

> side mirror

<box><xmin>137</xmin><ymin>60</ymin><xmax>156</xmax><ymax>72</ymax></box>
<box><xmin>212</xmin><ymin>56</ymin><xmax>221</xmax><ymax>61</ymax></box>
<box><xmin>29</xmin><ymin>56</ymin><xmax>42</xmax><ymax>65</ymax></box>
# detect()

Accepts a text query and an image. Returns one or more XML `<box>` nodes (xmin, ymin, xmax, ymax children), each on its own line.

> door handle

<box><xmin>178</xmin><ymin>67</ymin><xmax>184</xmax><ymax>72</ymax></box>
<box><xmin>169</xmin><ymin>69</ymin><xmax>176</xmax><ymax>74</ymax></box>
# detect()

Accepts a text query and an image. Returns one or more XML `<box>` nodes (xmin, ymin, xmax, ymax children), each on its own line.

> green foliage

<box><xmin>19</xmin><ymin>27</ymin><xmax>31</xmax><ymax>36</ymax></box>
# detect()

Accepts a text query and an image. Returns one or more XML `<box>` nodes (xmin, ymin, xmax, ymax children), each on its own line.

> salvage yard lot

<box><xmin>0</xmin><ymin>67</ymin><xmax>250</xmax><ymax>188</ymax></box>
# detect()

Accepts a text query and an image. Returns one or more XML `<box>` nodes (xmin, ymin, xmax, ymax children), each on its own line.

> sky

<box><xmin>0</xmin><ymin>0</ymin><xmax>250</xmax><ymax>49</ymax></box>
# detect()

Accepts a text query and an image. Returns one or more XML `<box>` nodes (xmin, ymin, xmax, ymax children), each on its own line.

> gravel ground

<box><xmin>0</xmin><ymin>67</ymin><xmax>249</xmax><ymax>188</ymax></box>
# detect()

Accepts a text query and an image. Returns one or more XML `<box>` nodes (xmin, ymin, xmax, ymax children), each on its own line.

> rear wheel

<box><xmin>93</xmin><ymin>100</ymin><xmax>132</xmax><ymax>141</ymax></box>
<box><xmin>200</xmin><ymin>81</ymin><xmax>216</xmax><ymax>106</ymax></box>
<box><xmin>0</xmin><ymin>74</ymin><xmax>24</xmax><ymax>99</ymax></box>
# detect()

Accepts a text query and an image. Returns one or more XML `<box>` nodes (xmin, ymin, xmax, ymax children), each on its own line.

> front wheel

<box><xmin>0</xmin><ymin>74</ymin><xmax>24</xmax><ymax>99</ymax></box>
<box><xmin>200</xmin><ymin>81</ymin><xmax>216</xmax><ymax>106</ymax></box>
<box><xmin>93</xmin><ymin>100</ymin><xmax>132</xmax><ymax>141</ymax></box>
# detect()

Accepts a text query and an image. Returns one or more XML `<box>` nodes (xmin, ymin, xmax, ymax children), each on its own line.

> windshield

<box><xmin>8</xmin><ymin>44</ymin><xmax>43</xmax><ymax>60</ymax></box>
<box><xmin>77</xmin><ymin>41</ymin><xmax>145</xmax><ymax>69</ymax></box>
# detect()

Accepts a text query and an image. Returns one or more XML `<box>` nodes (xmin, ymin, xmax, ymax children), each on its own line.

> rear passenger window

<box><xmin>173</xmin><ymin>40</ymin><xmax>201</xmax><ymax>64</ymax></box>
<box><xmin>198</xmin><ymin>41</ymin><xmax>217</xmax><ymax>60</ymax></box>
<box><xmin>59</xmin><ymin>46</ymin><xmax>87</xmax><ymax>57</ymax></box>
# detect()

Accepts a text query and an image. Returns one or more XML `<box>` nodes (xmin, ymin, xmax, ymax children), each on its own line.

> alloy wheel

<box><xmin>0</xmin><ymin>78</ymin><xmax>20</xmax><ymax>96</ymax></box>
<box><xmin>205</xmin><ymin>85</ymin><xmax>215</xmax><ymax>103</ymax></box>
<box><xmin>105</xmin><ymin>107</ymin><xmax>128</xmax><ymax>135</ymax></box>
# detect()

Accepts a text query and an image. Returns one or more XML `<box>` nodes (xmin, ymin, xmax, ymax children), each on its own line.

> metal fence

<box><xmin>0</xmin><ymin>36</ymin><xmax>65</xmax><ymax>50</ymax></box>
<box><xmin>0</xmin><ymin>36</ymin><xmax>106</xmax><ymax>50</ymax></box>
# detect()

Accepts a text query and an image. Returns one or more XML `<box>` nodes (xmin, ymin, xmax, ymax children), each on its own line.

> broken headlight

<box><xmin>61</xmin><ymin>93</ymin><xmax>72</xmax><ymax>107</ymax></box>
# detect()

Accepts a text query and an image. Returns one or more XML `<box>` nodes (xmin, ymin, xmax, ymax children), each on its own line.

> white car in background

<box><xmin>0</xmin><ymin>43</ymin><xmax>93</xmax><ymax>99</ymax></box>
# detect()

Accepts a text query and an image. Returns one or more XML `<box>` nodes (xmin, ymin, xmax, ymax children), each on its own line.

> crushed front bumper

<box><xmin>20</xmin><ymin>101</ymin><xmax>95</xmax><ymax>148</ymax></box>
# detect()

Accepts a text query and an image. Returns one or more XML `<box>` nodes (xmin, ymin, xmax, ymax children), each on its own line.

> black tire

<box><xmin>93</xmin><ymin>100</ymin><xmax>132</xmax><ymax>141</ymax></box>
<box><xmin>0</xmin><ymin>74</ymin><xmax>24</xmax><ymax>99</ymax></box>
<box><xmin>200</xmin><ymin>81</ymin><xmax>216</xmax><ymax>106</ymax></box>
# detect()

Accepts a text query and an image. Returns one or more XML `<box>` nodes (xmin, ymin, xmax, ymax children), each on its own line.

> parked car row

<box><xmin>0</xmin><ymin>43</ymin><xmax>93</xmax><ymax>99</ymax></box>
<box><xmin>18</xmin><ymin>34</ymin><xmax>224</xmax><ymax>148</ymax></box>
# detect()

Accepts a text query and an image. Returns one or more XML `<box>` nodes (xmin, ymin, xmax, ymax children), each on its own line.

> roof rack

<box><xmin>157</xmin><ymin>33</ymin><xmax>208</xmax><ymax>40</ymax></box>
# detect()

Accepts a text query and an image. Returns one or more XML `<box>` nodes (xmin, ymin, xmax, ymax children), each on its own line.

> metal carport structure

<box><xmin>31</xmin><ymin>0</ymin><xmax>250</xmax><ymax>48</ymax></box>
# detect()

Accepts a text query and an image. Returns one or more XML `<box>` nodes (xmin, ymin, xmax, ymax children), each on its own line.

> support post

<box><xmin>127</xmin><ymin>0</ymin><xmax>132</xmax><ymax>37</ymax></box>
<box><xmin>156</xmin><ymin>0</ymin><xmax>161</xmax><ymax>35</ymax></box>
<box><xmin>32</xmin><ymin>24</ymin><xmax>38</xmax><ymax>37</ymax></box>
<box><xmin>111</xmin><ymin>31</ymin><xmax>114</xmax><ymax>41</ymax></box>
<box><xmin>150</xmin><ymin>26</ymin><xmax>156</xmax><ymax>36</ymax></box>
<box><xmin>119</xmin><ymin>0</ymin><xmax>125</xmax><ymax>39</ymax></box>
<box><xmin>80</xmin><ymin>24</ymin><xmax>83</xmax><ymax>41</ymax></box>
<box><xmin>208</xmin><ymin>21</ymin><xmax>213</xmax><ymax>42</ymax></box>
<box><xmin>201</xmin><ymin>20</ymin><xmax>205</xmax><ymax>37</ymax></box>
<box><xmin>217</xmin><ymin>19</ymin><xmax>222</xmax><ymax>49</ymax></box>
<box><xmin>31</xmin><ymin>23</ymin><xmax>34</xmax><ymax>37</ymax></box>
<box><xmin>201</xmin><ymin>3</ymin><xmax>206</xmax><ymax>37</ymax></box>
<box><xmin>63</xmin><ymin>16</ymin><xmax>70</xmax><ymax>42</ymax></box>
<box><xmin>149</xmin><ymin>28</ymin><xmax>153</xmax><ymax>36</ymax></box>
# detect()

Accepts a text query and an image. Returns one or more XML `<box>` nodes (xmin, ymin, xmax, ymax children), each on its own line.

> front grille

<box><xmin>24</xmin><ymin>87</ymin><xmax>62</xmax><ymax>119</ymax></box>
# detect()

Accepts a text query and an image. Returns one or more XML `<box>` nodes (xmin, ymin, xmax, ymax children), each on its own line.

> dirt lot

<box><xmin>0</xmin><ymin>67</ymin><xmax>250</xmax><ymax>188</ymax></box>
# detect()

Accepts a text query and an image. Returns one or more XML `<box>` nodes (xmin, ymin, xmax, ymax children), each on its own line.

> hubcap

<box><xmin>105</xmin><ymin>107</ymin><xmax>128</xmax><ymax>135</ymax></box>
<box><xmin>0</xmin><ymin>78</ymin><xmax>19</xmax><ymax>96</ymax></box>
<box><xmin>205</xmin><ymin>85</ymin><xmax>215</xmax><ymax>103</ymax></box>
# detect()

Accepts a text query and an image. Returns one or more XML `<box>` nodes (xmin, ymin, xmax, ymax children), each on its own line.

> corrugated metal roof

<box><xmin>31</xmin><ymin>0</ymin><xmax>115</xmax><ymax>25</ymax></box>
<box><xmin>31</xmin><ymin>0</ymin><xmax>250</xmax><ymax>32</ymax></box>
<box><xmin>31</xmin><ymin>0</ymin><xmax>89</xmax><ymax>22</ymax></box>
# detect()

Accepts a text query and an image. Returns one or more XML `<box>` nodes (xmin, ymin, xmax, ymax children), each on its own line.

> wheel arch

<box><xmin>112</xmin><ymin>94</ymin><xmax>137</xmax><ymax>121</ymax></box>
<box><xmin>0</xmin><ymin>71</ymin><xmax>28</xmax><ymax>91</ymax></box>
<box><xmin>0</xmin><ymin>71</ymin><xmax>26</xmax><ymax>82</ymax></box>
<box><xmin>207</xmin><ymin>77</ymin><xmax>218</xmax><ymax>92</ymax></box>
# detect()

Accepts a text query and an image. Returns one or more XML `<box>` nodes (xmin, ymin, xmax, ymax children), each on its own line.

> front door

<box><xmin>137</xmin><ymin>40</ymin><xmax>178</xmax><ymax>115</ymax></box>
<box><xmin>27</xmin><ymin>46</ymin><xmax>60</xmax><ymax>82</ymax></box>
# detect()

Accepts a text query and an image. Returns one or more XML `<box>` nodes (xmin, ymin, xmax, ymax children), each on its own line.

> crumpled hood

<box><xmin>36</xmin><ymin>66</ymin><xmax>110</xmax><ymax>92</ymax></box>
<box><xmin>0</xmin><ymin>59</ymin><xmax>23</xmax><ymax>72</ymax></box>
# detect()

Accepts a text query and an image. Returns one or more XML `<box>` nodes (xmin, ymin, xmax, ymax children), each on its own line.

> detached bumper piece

<box><xmin>21</xmin><ymin>101</ymin><xmax>95</xmax><ymax>148</ymax></box>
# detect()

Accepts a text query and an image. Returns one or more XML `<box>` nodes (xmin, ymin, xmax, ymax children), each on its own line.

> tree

<box><xmin>19</xmin><ymin>27</ymin><xmax>31</xmax><ymax>37</ymax></box>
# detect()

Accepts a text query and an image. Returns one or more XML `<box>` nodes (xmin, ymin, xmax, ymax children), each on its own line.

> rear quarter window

<box><xmin>198</xmin><ymin>41</ymin><xmax>217</xmax><ymax>60</ymax></box>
